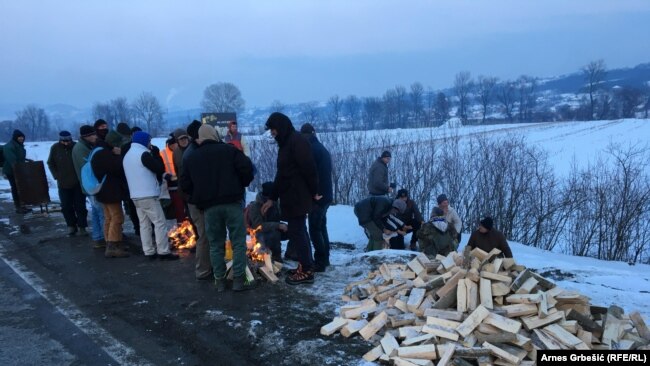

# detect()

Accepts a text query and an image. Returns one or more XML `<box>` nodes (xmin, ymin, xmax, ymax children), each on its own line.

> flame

<box><xmin>167</xmin><ymin>219</ymin><xmax>197</xmax><ymax>250</ymax></box>
<box><xmin>246</xmin><ymin>225</ymin><xmax>266</xmax><ymax>262</ymax></box>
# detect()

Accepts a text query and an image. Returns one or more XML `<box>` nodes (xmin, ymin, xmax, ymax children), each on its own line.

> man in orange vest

<box><xmin>160</xmin><ymin>132</ymin><xmax>186</xmax><ymax>222</ymax></box>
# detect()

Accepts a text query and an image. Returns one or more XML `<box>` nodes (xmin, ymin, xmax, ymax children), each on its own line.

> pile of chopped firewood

<box><xmin>321</xmin><ymin>247</ymin><xmax>650</xmax><ymax>365</ymax></box>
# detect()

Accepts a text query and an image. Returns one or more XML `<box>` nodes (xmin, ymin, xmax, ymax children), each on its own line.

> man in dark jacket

<box><xmin>47</xmin><ymin>131</ymin><xmax>88</xmax><ymax>236</ymax></box>
<box><xmin>181</xmin><ymin>120</ymin><xmax>213</xmax><ymax>280</ymax></box>
<box><xmin>391</xmin><ymin>189</ymin><xmax>423</xmax><ymax>251</ymax></box>
<box><xmin>72</xmin><ymin>125</ymin><xmax>105</xmax><ymax>248</ymax></box>
<box><xmin>300</xmin><ymin>123</ymin><xmax>333</xmax><ymax>272</ymax></box>
<box><xmin>181</xmin><ymin>124</ymin><xmax>254</xmax><ymax>292</ymax></box>
<box><xmin>354</xmin><ymin>196</ymin><xmax>408</xmax><ymax>251</ymax></box>
<box><xmin>262</xmin><ymin>112</ymin><xmax>319</xmax><ymax>285</ymax></box>
<box><xmin>246</xmin><ymin>182</ymin><xmax>287</xmax><ymax>262</ymax></box>
<box><xmin>466</xmin><ymin>216</ymin><xmax>513</xmax><ymax>258</ymax></box>
<box><xmin>2</xmin><ymin>129</ymin><xmax>29</xmax><ymax>213</ymax></box>
<box><xmin>368</xmin><ymin>151</ymin><xmax>392</xmax><ymax>196</ymax></box>
<box><xmin>91</xmin><ymin>131</ymin><xmax>129</xmax><ymax>258</ymax></box>
<box><xmin>94</xmin><ymin>119</ymin><xmax>109</xmax><ymax>141</ymax></box>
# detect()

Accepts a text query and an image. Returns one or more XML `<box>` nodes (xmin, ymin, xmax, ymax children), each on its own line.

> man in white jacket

<box><xmin>435</xmin><ymin>194</ymin><xmax>463</xmax><ymax>242</ymax></box>
<box><xmin>123</xmin><ymin>131</ymin><xmax>178</xmax><ymax>260</ymax></box>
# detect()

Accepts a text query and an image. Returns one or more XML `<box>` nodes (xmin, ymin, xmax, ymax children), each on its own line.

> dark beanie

<box><xmin>432</xmin><ymin>207</ymin><xmax>444</xmax><ymax>217</ymax></box>
<box><xmin>437</xmin><ymin>194</ymin><xmax>448</xmax><ymax>204</ymax></box>
<box><xmin>187</xmin><ymin>120</ymin><xmax>202</xmax><ymax>140</ymax></box>
<box><xmin>300</xmin><ymin>123</ymin><xmax>315</xmax><ymax>135</ymax></box>
<box><xmin>265</xmin><ymin>112</ymin><xmax>291</xmax><ymax>130</ymax></box>
<box><xmin>59</xmin><ymin>130</ymin><xmax>72</xmax><ymax>141</ymax></box>
<box><xmin>94</xmin><ymin>119</ymin><xmax>108</xmax><ymax>129</ymax></box>
<box><xmin>105</xmin><ymin>130</ymin><xmax>123</xmax><ymax>148</ymax></box>
<box><xmin>131</xmin><ymin>126</ymin><xmax>142</xmax><ymax>133</ymax></box>
<box><xmin>396</xmin><ymin>189</ymin><xmax>408</xmax><ymax>198</ymax></box>
<box><xmin>480</xmin><ymin>216</ymin><xmax>494</xmax><ymax>231</ymax></box>
<box><xmin>79</xmin><ymin>125</ymin><xmax>95</xmax><ymax>137</ymax></box>
<box><xmin>12</xmin><ymin>129</ymin><xmax>25</xmax><ymax>140</ymax></box>
<box><xmin>381</xmin><ymin>150</ymin><xmax>392</xmax><ymax>158</ymax></box>
<box><xmin>116</xmin><ymin>122</ymin><xmax>131</xmax><ymax>136</ymax></box>
<box><xmin>261</xmin><ymin>182</ymin><xmax>275</xmax><ymax>198</ymax></box>
<box><xmin>132</xmin><ymin>131</ymin><xmax>151</xmax><ymax>147</ymax></box>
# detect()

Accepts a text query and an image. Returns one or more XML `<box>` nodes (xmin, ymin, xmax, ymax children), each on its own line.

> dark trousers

<box><xmin>409</xmin><ymin>220</ymin><xmax>422</xmax><ymax>245</ymax></box>
<box><xmin>308</xmin><ymin>203</ymin><xmax>330</xmax><ymax>267</ymax></box>
<box><xmin>287</xmin><ymin>215</ymin><xmax>313</xmax><ymax>272</ymax></box>
<box><xmin>260</xmin><ymin>231</ymin><xmax>282</xmax><ymax>260</ymax></box>
<box><xmin>169</xmin><ymin>190</ymin><xmax>187</xmax><ymax>223</ymax></box>
<box><xmin>59</xmin><ymin>184</ymin><xmax>88</xmax><ymax>228</ymax></box>
<box><xmin>124</xmin><ymin>199</ymin><xmax>140</xmax><ymax>234</ymax></box>
<box><xmin>7</xmin><ymin>175</ymin><xmax>21</xmax><ymax>208</ymax></box>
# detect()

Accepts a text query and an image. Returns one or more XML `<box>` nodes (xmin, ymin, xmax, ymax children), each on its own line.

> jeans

<box><xmin>88</xmin><ymin>196</ymin><xmax>105</xmax><ymax>241</ymax></box>
<box><xmin>287</xmin><ymin>215</ymin><xmax>313</xmax><ymax>271</ymax></box>
<box><xmin>102</xmin><ymin>202</ymin><xmax>124</xmax><ymax>242</ymax></box>
<box><xmin>59</xmin><ymin>184</ymin><xmax>88</xmax><ymax>228</ymax></box>
<box><xmin>133</xmin><ymin>197</ymin><xmax>171</xmax><ymax>255</ymax></box>
<box><xmin>188</xmin><ymin>203</ymin><xmax>212</xmax><ymax>278</ymax></box>
<box><xmin>204</xmin><ymin>203</ymin><xmax>246</xmax><ymax>279</ymax></box>
<box><xmin>308</xmin><ymin>204</ymin><xmax>330</xmax><ymax>267</ymax></box>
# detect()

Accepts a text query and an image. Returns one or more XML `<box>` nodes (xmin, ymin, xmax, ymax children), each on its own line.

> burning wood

<box><xmin>225</xmin><ymin>225</ymin><xmax>282</xmax><ymax>283</ymax></box>
<box><xmin>167</xmin><ymin>219</ymin><xmax>197</xmax><ymax>250</ymax></box>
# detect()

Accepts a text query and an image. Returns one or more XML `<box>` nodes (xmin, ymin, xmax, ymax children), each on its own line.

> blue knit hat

<box><xmin>132</xmin><ymin>131</ymin><xmax>151</xmax><ymax>147</ymax></box>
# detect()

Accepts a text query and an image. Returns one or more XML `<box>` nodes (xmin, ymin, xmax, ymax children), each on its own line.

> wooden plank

<box><xmin>340</xmin><ymin>319</ymin><xmax>368</xmax><ymax>337</ymax></box>
<box><xmin>320</xmin><ymin>317</ymin><xmax>348</xmax><ymax>336</ymax></box>
<box><xmin>423</xmin><ymin>309</ymin><xmax>464</xmax><ymax>321</ymax></box>
<box><xmin>381</xmin><ymin>333</ymin><xmax>401</xmax><ymax>357</ymax></box>
<box><xmin>422</xmin><ymin>324</ymin><xmax>459</xmax><ymax>341</ymax></box>
<box><xmin>456</xmin><ymin>305</ymin><xmax>491</xmax><ymax>337</ymax></box>
<box><xmin>491</xmin><ymin>282</ymin><xmax>510</xmax><ymax>297</ymax></box>
<box><xmin>362</xmin><ymin>345</ymin><xmax>384</xmax><ymax>362</ymax></box>
<box><xmin>505</xmin><ymin>293</ymin><xmax>542</xmax><ymax>304</ymax></box>
<box><xmin>533</xmin><ymin>329</ymin><xmax>566</xmax><ymax>349</ymax></box>
<box><xmin>479</xmin><ymin>278</ymin><xmax>493</xmax><ymax>309</ymax></box>
<box><xmin>521</xmin><ymin>311</ymin><xmax>564</xmax><ymax>331</ymax></box>
<box><xmin>426</xmin><ymin>316</ymin><xmax>461</xmax><ymax>329</ymax></box>
<box><xmin>480</xmin><ymin>271</ymin><xmax>512</xmax><ymax>284</ymax></box>
<box><xmin>436</xmin><ymin>344</ymin><xmax>455</xmax><ymax>366</ymax></box>
<box><xmin>484</xmin><ymin>312</ymin><xmax>522</xmax><ymax>334</ymax></box>
<box><xmin>435</xmin><ymin>270</ymin><xmax>467</xmax><ymax>299</ymax></box>
<box><xmin>397</xmin><ymin>345</ymin><xmax>438</xmax><ymax>360</ymax></box>
<box><xmin>259</xmin><ymin>266</ymin><xmax>279</xmax><ymax>283</ymax></box>
<box><xmin>359</xmin><ymin>311</ymin><xmax>388</xmax><ymax>340</ymax></box>
<box><xmin>515</xmin><ymin>277</ymin><xmax>538</xmax><ymax>294</ymax></box>
<box><xmin>475</xmin><ymin>331</ymin><xmax>517</xmax><ymax>344</ymax></box>
<box><xmin>457</xmin><ymin>279</ymin><xmax>467</xmax><ymax>313</ymax></box>
<box><xmin>482</xmin><ymin>342</ymin><xmax>520</xmax><ymax>365</ymax></box>
<box><xmin>502</xmin><ymin>303</ymin><xmax>538</xmax><ymax>317</ymax></box>
<box><xmin>376</xmin><ymin>282</ymin><xmax>411</xmax><ymax>302</ymax></box>
<box><xmin>470</xmin><ymin>247</ymin><xmax>489</xmax><ymax>261</ymax></box>
<box><xmin>466</xmin><ymin>279</ymin><xmax>479</xmax><ymax>311</ymax></box>
<box><xmin>401</xmin><ymin>333</ymin><xmax>436</xmax><ymax>346</ymax></box>
<box><xmin>407</xmin><ymin>288</ymin><xmax>426</xmax><ymax>312</ymax></box>
<box><xmin>630</xmin><ymin>311</ymin><xmax>650</xmax><ymax>341</ymax></box>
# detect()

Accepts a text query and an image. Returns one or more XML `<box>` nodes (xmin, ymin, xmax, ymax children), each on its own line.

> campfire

<box><xmin>225</xmin><ymin>225</ymin><xmax>282</xmax><ymax>283</ymax></box>
<box><xmin>167</xmin><ymin>219</ymin><xmax>197</xmax><ymax>250</ymax></box>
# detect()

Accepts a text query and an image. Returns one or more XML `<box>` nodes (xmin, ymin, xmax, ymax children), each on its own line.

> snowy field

<box><xmin>2</xmin><ymin>118</ymin><xmax>649</xmax><ymax>320</ymax></box>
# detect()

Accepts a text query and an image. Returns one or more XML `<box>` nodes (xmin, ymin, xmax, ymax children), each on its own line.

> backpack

<box><xmin>81</xmin><ymin>147</ymin><xmax>106</xmax><ymax>195</ymax></box>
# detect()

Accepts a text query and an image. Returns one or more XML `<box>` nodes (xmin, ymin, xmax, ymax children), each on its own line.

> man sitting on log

<box><xmin>466</xmin><ymin>216</ymin><xmax>513</xmax><ymax>258</ymax></box>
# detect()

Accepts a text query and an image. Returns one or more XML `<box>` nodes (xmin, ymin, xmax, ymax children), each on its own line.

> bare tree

<box><xmin>201</xmin><ymin>82</ymin><xmax>245</xmax><ymax>113</ymax></box>
<box><xmin>615</xmin><ymin>87</ymin><xmax>643</xmax><ymax>118</ymax></box>
<box><xmin>299</xmin><ymin>101</ymin><xmax>321</xmax><ymax>125</ymax></box>
<box><xmin>343</xmin><ymin>95</ymin><xmax>361</xmax><ymax>130</ymax></box>
<box><xmin>409</xmin><ymin>82</ymin><xmax>425</xmax><ymax>127</ymax></box>
<box><xmin>327</xmin><ymin>95</ymin><xmax>343</xmax><ymax>131</ymax></box>
<box><xmin>382</xmin><ymin>88</ymin><xmax>398</xmax><ymax>129</ymax></box>
<box><xmin>132</xmin><ymin>92</ymin><xmax>165</xmax><ymax>136</ymax></box>
<box><xmin>454</xmin><ymin>71</ymin><xmax>473</xmax><ymax>123</ymax></box>
<box><xmin>111</xmin><ymin>97</ymin><xmax>132</xmax><ymax>127</ymax></box>
<box><xmin>497</xmin><ymin>81</ymin><xmax>516</xmax><ymax>122</ymax></box>
<box><xmin>582</xmin><ymin>59</ymin><xmax>607</xmax><ymax>120</ymax></box>
<box><xmin>477</xmin><ymin>75</ymin><xmax>498</xmax><ymax>124</ymax></box>
<box><xmin>433</xmin><ymin>92</ymin><xmax>450</xmax><ymax>125</ymax></box>
<box><xmin>516</xmin><ymin>75</ymin><xmax>537</xmax><ymax>122</ymax></box>
<box><xmin>395</xmin><ymin>85</ymin><xmax>408</xmax><ymax>127</ymax></box>
<box><xmin>14</xmin><ymin>105</ymin><xmax>50</xmax><ymax>141</ymax></box>
<box><xmin>362</xmin><ymin>97</ymin><xmax>383</xmax><ymax>130</ymax></box>
<box><xmin>269</xmin><ymin>100</ymin><xmax>286</xmax><ymax>113</ymax></box>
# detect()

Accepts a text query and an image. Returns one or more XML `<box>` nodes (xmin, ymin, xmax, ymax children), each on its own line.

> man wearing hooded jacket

<box><xmin>3</xmin><ymin>129</ymin><xmax>29</xmax><ymax>213</ymax></box>
<box><xmin>262</xmin><ymin>112</ymin><xmax>319</xmax><ymax>285</ymax></box>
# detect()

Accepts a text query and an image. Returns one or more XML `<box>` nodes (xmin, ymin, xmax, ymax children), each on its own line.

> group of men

<box><xmin>356</xmin><ymin>150</ymin><xmax>513</xmax><ymax>258</ymax></box>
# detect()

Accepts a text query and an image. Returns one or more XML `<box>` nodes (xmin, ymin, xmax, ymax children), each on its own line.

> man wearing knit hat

<box><xmin>368</xmin><ymin>150</ymin><xmax>393</xmax><ymax>196</ymax></box>
<box><xmin>466</xmin><ymin>216</ymin><xmax>513</xmax><ymax>258</ymax></box>
<box><xmin>2</xmin><ymin>129</ymin><xmax>29</xmax><ymax>213</ymax></box>
<box><xmin>72</xmin><ymin>125</ymin><xmax>106</xmax><ymax>248</ymax></box>
<box><xmin>47</xmin><ymin>131</ymin><xmax>88</xmax><ymax>236</ymax></box>
<box><xmin>181</xmin><ymin>124</ymin><xmax>254</xmax><ymax>291</ymax></box>
<box><xmin>94</xmin><ymin>119</ymin><xmax>109</xmax><ymax>141</ymax></box>
<box><xmin>124</xmin><ymin>131</ymin><xmax>179</xmax><ymax>260</ymax></box>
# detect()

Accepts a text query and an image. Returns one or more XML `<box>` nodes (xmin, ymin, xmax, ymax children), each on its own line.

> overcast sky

<box><xmin>1</xmin><ymin>0</ymin><xmax>649</xmax><ymax>111</ymax></box>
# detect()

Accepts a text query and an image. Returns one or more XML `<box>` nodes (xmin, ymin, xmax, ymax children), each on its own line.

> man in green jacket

<box><xmin>3</xmin><ymin>129</ymin><xmax>29</xmax><ymax>214</ymax></box>
<box><xmin>72</xmin><ymin>125</ymin><xmax>105</xmax><ymax>247</ymax></box>
<box><xmin>48</xmin><ymin>131</ymin><xmax>88</xmax><ymax>236</ymax></box>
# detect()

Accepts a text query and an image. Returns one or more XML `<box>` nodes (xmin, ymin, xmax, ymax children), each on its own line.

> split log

<box><xmin>423</xmin><ymin>309</ymin><xmax>464</xmax><ymax>321</ymax></box>
<box><xmin>397</xmin><ymin>345</ymin><xmax>438</xmax><ymax>360</ymax></box>
<box><xmin>457</xmin><ymin>305</ymin><xmax>491</xmax><ymax>337</ymax></box>
<box><xmin>362</xmin><ymin>345</ymin><xmax>383</xmax><ymax>362</ymax></box>
<box><xmin>484</xmin><ymin>312</ymin><xmax>522</xmax><ymax>334</ymax></box>
<box><xmin>479</xmin><ymin>278</ymin><xmax>493</xmax><ymax>309</ymax></box>
<box><xmin>381</xmin><ymin>333</ymin><xmax>401</xmax><ymax>356</ymax></box>
<box><xmin>360</xmin><ymin>311</ymin><xmax>388</xmax><ymax>340</ymax></box>
<box><xmin>630</xmin><ymin>311</ymin><xmax>650</xmax><ymax>341</ymax></box>
<box><xmin>340</xmin><ymin>319</ymin><xmax>368</xmax><ymax>338</ymax></box>
<box><xmin>482</xmin><ymin>342</ymin><xmax>520</xmax><ymax>365</ymax></box>
<box><xmin>521</xmin><ymin>311</ymin><xmax>564</xmax><ymax>331</ymax></box>
<box><xmin>466</xmin><ymin>279</ymin><xmax>479</xmax><ymax>311</ymax></box>
<box><xmin>320</xmin><ymin>317</ymin><xmax>348</xmax><ymax>336</ymax></box>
